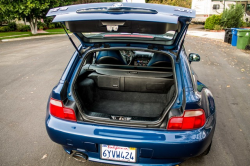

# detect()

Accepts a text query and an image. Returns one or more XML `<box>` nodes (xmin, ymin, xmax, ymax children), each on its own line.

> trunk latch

<box><xmin>111</xmin><ymin>116</ymin><xmax>131</xmax><ymax>121</ymax></box>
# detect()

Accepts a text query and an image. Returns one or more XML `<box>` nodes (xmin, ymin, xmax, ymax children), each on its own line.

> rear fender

<box><xmin>200</xmin><ymin>87</ymin><xmax>216</xmax><ymax>117</ymax></box>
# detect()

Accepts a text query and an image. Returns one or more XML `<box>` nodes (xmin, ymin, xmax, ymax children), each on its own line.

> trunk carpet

<box><xmin>84</xmin><ymin>89</ymin><xmax>168</xmax><ymax>118</ymax></box>
<box><xmin>86</xmin><ymin>99</ymin><xmax>165</xmax><ymax>117</ymax></box>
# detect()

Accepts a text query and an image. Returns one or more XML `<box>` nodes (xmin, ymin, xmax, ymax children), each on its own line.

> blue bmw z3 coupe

<box><xmin>45</xmin><ymin>2</ymin><xmax>216</xmax><ymax>165</ymax></box>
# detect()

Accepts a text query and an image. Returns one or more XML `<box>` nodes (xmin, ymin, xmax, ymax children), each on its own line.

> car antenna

<box><xmin>61</xmin><ymin>23</ymin><xmax>82</xmax><ymax>57</ymax></box>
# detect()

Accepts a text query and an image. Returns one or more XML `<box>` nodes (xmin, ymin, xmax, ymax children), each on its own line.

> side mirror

<box><xmin>189</xmin><ymin>53</ymin><xmax>200</xmax><ymax>62</ymax></box>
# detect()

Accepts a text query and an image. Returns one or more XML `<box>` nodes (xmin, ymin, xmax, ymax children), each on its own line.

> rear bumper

<box><xmin>46</xmin><ymin>114</ymin><xmax>216</xmax><ymax>165</ymax></box>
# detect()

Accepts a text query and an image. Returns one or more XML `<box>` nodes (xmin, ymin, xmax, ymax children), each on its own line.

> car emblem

<box><xmin>174</xmin><ymin>8</ymin><xmax>192</xmax><ymax>13</ymax></box>
<box><xmin>112</xmin><ymin>3</ymin><xmax>123</xmax><ymax>7</ymax></box>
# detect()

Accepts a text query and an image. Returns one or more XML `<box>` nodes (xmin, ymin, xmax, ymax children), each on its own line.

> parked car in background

<box><xmin>46</xmin><ymin>3</ymin><xmax>216</xmax><ymax>165</ymax></box>
<box><xmin>192</xmin><ymin>0</ymin><xmax>250</xmax><ymax>23</ymax></box>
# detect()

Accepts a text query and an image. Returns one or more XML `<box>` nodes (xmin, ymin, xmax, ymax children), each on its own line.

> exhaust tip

<box><xmin>72</xmin><ymin>152</ymin><xmax>88</xmax><ymax>162</ymax></box>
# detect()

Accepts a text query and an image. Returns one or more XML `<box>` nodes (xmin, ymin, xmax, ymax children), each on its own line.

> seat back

<box><xmin>96</xmin><ymin>50</ymin><xmax>126</xmax><ymax>65</ymax></box>
<box><xmin>147</xmin><ymin>53</ymin><xmax>171</xmax><ymax>67</ymax></box>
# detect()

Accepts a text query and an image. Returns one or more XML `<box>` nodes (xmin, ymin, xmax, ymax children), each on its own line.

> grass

<box><xmin>0</xmin><ymin>28</ymin><xmax>69</xmax><ymax>40</ymax></box>
<box><xmin>44</xmin><ymin>28</ymin><xmax>68</xmax><ymax>33</ymax></box>
<box><xmin>0</xmin><ymin>32</ymin><xmax>32</xmax><ymax>39</ymax></box>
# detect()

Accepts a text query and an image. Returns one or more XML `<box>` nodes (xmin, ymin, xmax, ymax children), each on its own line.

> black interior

<box><xmin>95</xmin><ymin>50</ymin><xmax>126</xmax><ymax>65</ymax></box>
<box><xmin>76</xmin><ymin>70</ymin><xmax>175</xmax><ymax>118</ymax></box>
<box><xmin>96</xmin><ymin>57</ymin><xmax>124</xmax><ymax>65</ymax></box>
<box><xmin>66</xmin><ymin>20</ymin><xmax>174</xmax><ymax>34</ymax></box>
<box><xmin>74</xmin><ymin>51</ymin><xmax>175</xmax><ymax>119</ymax></box>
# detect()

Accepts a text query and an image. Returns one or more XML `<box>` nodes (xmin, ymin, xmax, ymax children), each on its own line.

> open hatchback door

<box><xmin>46</xmin><ymin>3</ymin><xmax>195</xmax><ymax>52</ymax></box>
<box><xmin>46</xmin><ymin>3</ymin><xmax>196</xmax><ymax>127</ymax></box>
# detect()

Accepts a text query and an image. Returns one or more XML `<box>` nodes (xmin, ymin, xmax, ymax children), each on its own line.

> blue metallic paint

<box><xmin>46</xmin><ymin>114</ymin><xmax>215</xmax><ymax>165</ymax></box>
<box><xmin>47</xmin><ymin>3</ymin><xmax>196</xmax><ymax>19</ymax></box>
<box><xmin>46</xmin><ymin>4</ymin><xmax>215</xmax><ymax>163</ymax></box>
<box><xmin>46</xmin><ymin>46</ymin><xmax>216</xmax><ymax>165</ymax></box>
<box><xmin>53</xmin><ymin>12</ymin><xmax>180</xmax><ymax>24</ymax></box>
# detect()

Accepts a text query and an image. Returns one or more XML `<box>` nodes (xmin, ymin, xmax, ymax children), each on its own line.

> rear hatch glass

<box><xmin>47</xmin><ymin>3</ymin><xmax>195</xmax><ymax>49</ymax></box>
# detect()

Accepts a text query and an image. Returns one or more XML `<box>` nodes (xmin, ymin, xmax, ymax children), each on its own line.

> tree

<box><xmin>74</xmin><ymin>0</ymin><xmax>121</xmax><ymax>3</ymax></box>
<box><xmin>146</xmin><ymin>0</ymin><xmax>192</xmax><ymax>8</ymax></box>
<box><xmin>0</xmin><ymin>0</ymin><xmax>76</xmax><ymax>34</ymax></box>
<box><xmin>221</xmin><ymin>4</ymin><xmax>244</xmax><ymax>28</ymax></box>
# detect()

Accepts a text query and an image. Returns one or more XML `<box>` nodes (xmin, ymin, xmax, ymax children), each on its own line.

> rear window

<box><xmin>66</xmin><ymin>20</ymin><xmax>181</xmax><ymax>45</ymax></box>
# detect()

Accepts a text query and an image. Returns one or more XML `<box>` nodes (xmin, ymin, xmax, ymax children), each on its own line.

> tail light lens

<box><xmin>167</xmin><ymin>109</ymin><xmax>206</xmax><ymax>130</ymax></box>
<box><xmin>49</xmin><ymin>98</ymin><xmax>76</xmax><ymax>121</ymax></box>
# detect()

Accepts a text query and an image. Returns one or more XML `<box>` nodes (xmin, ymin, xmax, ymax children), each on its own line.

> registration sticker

<box><xmin>100</xmin><ymin>144</ymin><xmax>137</xmax><ymax>162</ymax></box>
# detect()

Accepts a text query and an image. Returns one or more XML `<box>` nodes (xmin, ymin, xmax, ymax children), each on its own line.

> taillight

<box><xmin>49</xmin><ymin>98</ymin><xmax>76</xmax><ymax>121</ymax></box>
<box><xmin>167</xmin><ymin>109</ymin><xmax>206</xmax><ymax>130</ymax></box>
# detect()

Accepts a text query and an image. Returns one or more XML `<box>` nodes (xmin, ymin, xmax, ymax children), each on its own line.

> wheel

<box><xmin>245</xmin><ymin>45</ymin><xmax>250</xmax><ymax>50</ymax></box>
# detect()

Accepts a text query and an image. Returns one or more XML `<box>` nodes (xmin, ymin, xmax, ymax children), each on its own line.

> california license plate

<box><xmin>100</xmin><ymin>144</ymin><xmax>137</xmax><ymax>162</ymax></box>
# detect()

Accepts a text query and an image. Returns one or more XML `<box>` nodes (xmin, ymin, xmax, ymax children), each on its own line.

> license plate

<box><xmin>100</xmin><ymin>144</ymin><xmax>137</xmax><ymax>163</ymax></box>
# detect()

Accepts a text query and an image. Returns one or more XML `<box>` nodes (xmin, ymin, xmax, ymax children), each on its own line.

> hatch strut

<box><xmin>61</xmin><ymin>23</ymin><xmax>82</xmax><ymax>57</ymax></box>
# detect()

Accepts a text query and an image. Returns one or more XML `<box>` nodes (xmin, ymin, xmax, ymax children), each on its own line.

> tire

<box><xmin>200</xmin><ymin>141</ymin><xmax>212</xmax><ymax>156</ymax></box>
<box><xmin>245</xmin><ymin>45</ymin><xmax>250</xmax><ymax>50</ymax></box>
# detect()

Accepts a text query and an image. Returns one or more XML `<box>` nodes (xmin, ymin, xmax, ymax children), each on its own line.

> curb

<box><xmin>186</xmin><ymin>31</ymin><xmax>224</xmax><ymax>41</ymax></box>
<box><xmin>0</xmin><ymin>33</ymin><xmax>71</xmax><ymax>42</ymax></box>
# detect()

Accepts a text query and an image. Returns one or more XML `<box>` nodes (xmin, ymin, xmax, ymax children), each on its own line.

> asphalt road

<box><xmin>0</xmin><ymin>35</ymin><xmax>250</xmax><ymax>166</ymax></box>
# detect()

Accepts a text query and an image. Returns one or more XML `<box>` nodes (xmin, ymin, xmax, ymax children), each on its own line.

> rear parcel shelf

<box><xmin>87</xmin><ymin>72</ymin><xmax>174</xmax><ymax>93</ymax></box>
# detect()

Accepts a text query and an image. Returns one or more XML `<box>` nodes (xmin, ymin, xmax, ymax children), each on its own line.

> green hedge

<box><xmin>8</xmin><ymin>22</ymin><xmax>17</xmax><ymax>31</ymax></box>
<box><xmin>204</xmin><ymin>15</ymin><xmax>222</xmax><ymax>30</ymax></box>
<box><xmin>0</xmin><ymin>20</ymin><xmax>63</xmax><ymax>32</ymax></box>
<box><xmin>16</xmin><ymin>24</ymin><xmax>30</xmax><ymax>32</ymax></box>
<box><xmin>37</xmin><ymin>21</ymin><xmax>47</xmax><ymax>30</ymax></box>
<box><xmin>0</xmin><ymin>26</ymin><xmax>10</xmax><ymax>32</ymax></box>
<box><xmin>44</xmin><ymin>17</ymin><xmax>62</xmax><ymax>29</ymax></box>
<box><xmin>0</xmin><ymin>22</ymin><xmax>17</xmax><ymax>32</ymax></box>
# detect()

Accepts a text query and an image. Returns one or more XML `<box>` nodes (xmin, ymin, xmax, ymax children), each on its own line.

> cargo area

<box><xmin>74</xmin><ymin>64</ymin><xmax>176</xmax><ymax>120</ymax></box>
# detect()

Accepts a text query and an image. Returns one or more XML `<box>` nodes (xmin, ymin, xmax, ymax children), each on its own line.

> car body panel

<box><xmin>52</xmin><ymin>11</ymin><xmax>180</xmax><ymax>24</ymax></box>
<box><xmin>46</xmin><ymin>114</ymin><xmax>215</xmax><ymax>165</ymax></box>
<box><xmin>46</xmin><ymin>3</ymin><xmax>196</xmax><ymax>20</ymax></box>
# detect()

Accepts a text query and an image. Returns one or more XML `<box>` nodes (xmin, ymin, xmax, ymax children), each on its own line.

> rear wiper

<box><xmin>61</xmin><ymin>23</ymin><xmax>82</xmax><ymax>57</ymax></box>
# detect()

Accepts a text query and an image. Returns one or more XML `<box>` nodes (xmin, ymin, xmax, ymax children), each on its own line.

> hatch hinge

<box><xmin>80</xmin><ymin>46</ymin><xmax>91</xmax><ymax>54</ymax></box>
